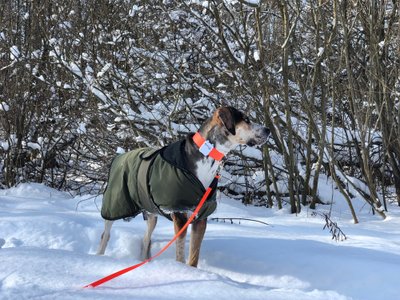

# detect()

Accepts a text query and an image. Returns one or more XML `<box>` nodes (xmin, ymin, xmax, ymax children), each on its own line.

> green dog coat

<box><xmin>101</xmin><ymin>139</ymin><xmax>217</xmax><ymax>221</ymax></box>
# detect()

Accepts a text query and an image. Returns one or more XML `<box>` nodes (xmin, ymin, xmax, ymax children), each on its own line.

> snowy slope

<box><xmin>1</xmin><ymin>183</ymin><xmax>400</xmax><ymax>300</ymax></box>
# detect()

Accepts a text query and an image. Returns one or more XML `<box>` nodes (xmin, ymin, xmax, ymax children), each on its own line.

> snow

<box><xmin>1</xmin><ymin>183</ymin><xmax>400</xmax><ymax>299</ymax></box>
<box><xmin>0</xmin><ymin>140</ymin><xmax>10</xmax><ymax>151</ymax></box>
<box><xmin>96</xmin><ymin>63</ymin><xmax>112</xmax><ymax>78</ymax></box>
<box><xmin>225</xmin><ymin>0</ymin><xmax>260</xmax><ymax>6</ymax></box>
<box><xmin>69</xmin><ymin>62</ymin><xmax>82</xmax><ymax>78</ymax></box>
<box><xmin>9</xmin><ymin>46</ymin><xmax>20</xmax><ymax>60</ymax></box>
<box><xmin>0</xmin><ymin>102</ymin><xmax>10</xmax><ymax>111</ymax></box>
<box><xmin>27</xmin><ymin>142</ymin><xmax>41</xmax><ymax>150</ymax></box>
<box><xmin>116</xmin><ymin>147</ymin><xmax>126</xmax><ymax>154</ymax></box>
<box><xmin>129</xmin><ymin>5</ymin><xmax>140</xmax><ymax>17</ymax></box>
<box><xmin>77</xmin><ymin>123</ymin><xmax>87</xmax><ymax>134</ymax></box>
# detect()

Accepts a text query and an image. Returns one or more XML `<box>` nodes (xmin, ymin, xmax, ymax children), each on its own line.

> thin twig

<box><xmin>312</xmin><ymin>212</ymin><xmax>347</xmax><ymax>241</ymax></box>
<box><xmin>75</xmin><ymin>194</ymin><xmax>101</xmax><ymax>212</ymax></box>
<box><xmin>211</xmin><ymin>217</ymin><xmax>271</xmax><ymax>227</ymax></box>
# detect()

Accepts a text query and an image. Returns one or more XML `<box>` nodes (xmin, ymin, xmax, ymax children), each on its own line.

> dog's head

<box><xmin>209</xmin><ymin>107</ymin><xmax>270</xmax><ymax>149</ymax></box>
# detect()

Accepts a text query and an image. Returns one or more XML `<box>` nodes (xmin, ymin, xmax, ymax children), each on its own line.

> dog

<box><xmin>97</xmin><ymin>106</ymin><xmax>270</xmax><ymax>267</ymax></box>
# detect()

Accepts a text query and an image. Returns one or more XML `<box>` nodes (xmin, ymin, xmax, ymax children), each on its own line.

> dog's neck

<box><xmin>185</xmin><ymin>120</ymin><xmax>236</xmax><ymax>189</ymax></box>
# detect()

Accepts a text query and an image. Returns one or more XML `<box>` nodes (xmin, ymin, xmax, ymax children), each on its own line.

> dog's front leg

<box><xmin>142</xmin><ymin>213</ymin><xmax>158</xmax><ymax>260</ymax></box>
<box><xmin>171</xmin><ymin>212</ymin><xmax>188</xmax><ymax>263</ymax></box>
<box><xmin>97</xmin><ymin>220</ymin><xmax>114</xmax><ymax>255</ymax></box>
<box><xmin>188</xmin><ymin>218</ymin><xmax>207</xmax><ymax>267</ymax></box>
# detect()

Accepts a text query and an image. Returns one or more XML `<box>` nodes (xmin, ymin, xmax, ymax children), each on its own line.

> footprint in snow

<box><xmin>7</xmin><ymin>237</ymin><xmax>23</xmax><ymax>248</ymax></box>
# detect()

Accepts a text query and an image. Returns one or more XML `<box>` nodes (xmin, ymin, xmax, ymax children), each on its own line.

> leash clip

<box><xmin>198</xmin><ymin>140</ymin><xmax>214</xmax><ymax>156</ymax></box>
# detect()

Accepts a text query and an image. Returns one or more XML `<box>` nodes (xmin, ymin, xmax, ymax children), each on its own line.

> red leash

<box><xmin>83</xmin><ymin>175</ymin><xmax>220</xmax><ymax>288</ymax></box>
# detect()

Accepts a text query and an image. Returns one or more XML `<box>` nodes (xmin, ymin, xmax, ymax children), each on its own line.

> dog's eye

<box><xmin>244</xmin><ymin>117</ymin><xmax>250</xmax><ymax>124</ymax></box>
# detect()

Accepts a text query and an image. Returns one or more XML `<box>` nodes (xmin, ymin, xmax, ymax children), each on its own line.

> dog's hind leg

<box><xmin>97</xmin><ymin>220</ymin><xmax>113</xmax><ymax>255</ymax></box>
<box><xmin>172</xmin><ymin>212</ymin><xmax>188</xmax><ymax>264</ymax></box>
<box><xmin>141</xmin><ymin>213</ymin><xmax>158</xmax><ymax>260</ymax></box>
<box><xmin>188</xmin><ymin>218</ymin><xmax>207</xmax><ymax>267</ymax></box>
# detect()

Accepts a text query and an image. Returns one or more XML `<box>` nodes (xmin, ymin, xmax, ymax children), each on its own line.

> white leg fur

<box><xmin>141</xmin><ymin>214</ymin><xmax>158</xmax><ymax>260</ymax></box>
<box><xmin>97</xmin><ymin>220</ymin><xmax>113</xmax><ymax>255</ymax></box>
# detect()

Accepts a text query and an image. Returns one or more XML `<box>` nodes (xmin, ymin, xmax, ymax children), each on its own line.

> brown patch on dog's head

<box><xmin>213</xmin><ymin>107</ymin><xmax>245</xmax><ymax>135</ymax></box>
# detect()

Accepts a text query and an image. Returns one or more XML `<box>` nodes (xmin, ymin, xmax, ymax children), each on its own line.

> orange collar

<box><xmin>192</xmin><ymin>132</ymin><xmax>225</xmax><ymax>161</ymax></box>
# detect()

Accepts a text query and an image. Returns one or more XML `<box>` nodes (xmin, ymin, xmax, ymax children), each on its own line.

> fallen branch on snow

<box><xmin>312</xmin><ymin>212</ymin><xmax>347</xmax><ymax>241</ymax></box>
<box><xmin>210</xmin><ymin>217</ymin><xmax>271</xmax><ymax>227</ymax></box>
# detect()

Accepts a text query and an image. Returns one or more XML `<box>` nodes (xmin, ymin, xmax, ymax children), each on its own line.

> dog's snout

<box><xmin>256</xmin><ymin>126</ymin><xmax>270</xmax><ymax>139</ymax></box>
<box><xmin>245</xmin><ymin>125</ymin><xmax>270</xmax><ymax>147</ymax></box>
<box><xmin>258</xmin><ymin>127</ymin><xmax>270</xmax><ymax>145</ymax></box>
<box><xmin>262</xmin><ymin>127</ymin><xmax>270</xmax><ymax>137</ymax></box>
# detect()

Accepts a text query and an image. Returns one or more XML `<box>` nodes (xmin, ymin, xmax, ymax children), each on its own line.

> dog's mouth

<box><xmin>246</xmin><ymin>139</ymin><xmax>258</xmax><ymax>147</ymax></box>
<box><xmin>246</xmin><ymin>127</ymin><xmax>270</xmax><ymax>147</ymax></box>
<box><xmin>246</xmin><ymin>137</ymin><xmax>267</xmax><ymax>147</ymax></box>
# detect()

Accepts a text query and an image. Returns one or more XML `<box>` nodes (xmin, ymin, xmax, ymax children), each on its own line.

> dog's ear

<box><xmin>217</xmin><ymin>107</ymin><xmax>236</xmax><ymax>135</ymax></box>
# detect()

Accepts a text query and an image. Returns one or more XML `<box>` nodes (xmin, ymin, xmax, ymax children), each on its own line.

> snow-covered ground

<box><xmin>1</xmin><ymin>183</ymin><xmax>400</xmax><ymax>300</ymax></box>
